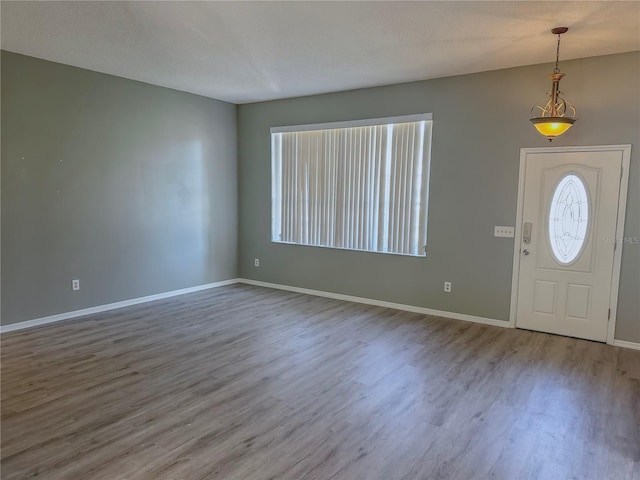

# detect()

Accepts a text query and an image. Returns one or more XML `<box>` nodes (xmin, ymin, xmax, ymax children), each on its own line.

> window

<box><xmin>548</xmin><ymin>173</ymin><xmax>589</xmax><ymax>264</ymax></box>
<box><xmin>271</xmin><ymin>114</ymin><xmax>432</xmax><ymax>256</ymax></box>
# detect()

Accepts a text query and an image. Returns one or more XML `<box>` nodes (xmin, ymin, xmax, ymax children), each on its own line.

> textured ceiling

<box><xmin>1</xmin><ymin>1</ymin><xmax>639</xmax><ymax>104</ymax></box>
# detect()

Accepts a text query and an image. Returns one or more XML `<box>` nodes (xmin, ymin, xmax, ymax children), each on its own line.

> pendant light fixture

<box><xmin>530</xmin><ymin>27</ymin><xmax>577</xmax><ymax>141</ymax></box>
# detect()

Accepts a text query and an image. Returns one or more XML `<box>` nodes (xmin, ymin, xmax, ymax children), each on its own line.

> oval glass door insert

<box><xmin>548</xmin><ymin>174</ymin><xmax>589</xmax><ymax>264</ymax></box>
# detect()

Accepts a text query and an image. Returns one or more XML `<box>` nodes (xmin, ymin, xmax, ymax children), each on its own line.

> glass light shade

<box><xmin>530</xmin><ymin>116</ymin><xmax>575</xmax><ymax>141</ymax></box>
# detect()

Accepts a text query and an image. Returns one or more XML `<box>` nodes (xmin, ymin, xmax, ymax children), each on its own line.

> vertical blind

<box><xmin>271</xmin><ymin>116</ymin><xmax>432</xmax><ymax>256</ymax></box>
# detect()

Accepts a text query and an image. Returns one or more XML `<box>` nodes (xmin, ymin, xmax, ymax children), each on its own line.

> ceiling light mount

<box><xmin>530</xmin><ymin>27</ymin><xmax>577</xmax><ymax>141</ymax></box>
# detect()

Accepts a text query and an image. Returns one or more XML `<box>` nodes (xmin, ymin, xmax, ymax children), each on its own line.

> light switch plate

<box><xmin>494</xmin><ymin>226</ymin><xmax>515</xmax><ymax>238</ymax></box>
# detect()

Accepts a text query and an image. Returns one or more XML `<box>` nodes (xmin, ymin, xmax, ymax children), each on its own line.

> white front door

<box><xmin>515</xmin><ymin>147</ymin><xmax>629</xmax><ymax>342</ymax></box>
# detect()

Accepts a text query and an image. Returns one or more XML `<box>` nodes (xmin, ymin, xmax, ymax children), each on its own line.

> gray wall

<box><xmin>238</xmin><ymin>52</ymin><xmax>640</xmax><ymax>343</ymax></box>
<box><xmin>3</xmin><ymin>50</ymin><xmax>638</xmax><ymax>342</ymax></box>
<box><xmin>1</xmin><ymin>51</ymin><xmax>238</xmax><ymax>325</ymax></box>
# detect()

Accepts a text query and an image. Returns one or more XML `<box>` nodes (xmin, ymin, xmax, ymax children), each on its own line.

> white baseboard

<box><xmin>5</xmin><ymin>277</ymin><xmax>638</xmax><ymax>351</ymax></box>
<box><xmin>238</xmin><ymin>278</ymin><xmax>510</xmax><ymax>329</ymax></box>
<box><xmin>612</xmin><ymin>339</ymin><xmax>640</xmax><ymax>351</ymax></box>
<box><xmin>0</xmin><ymin>278</ymin><xmax>241</xmax><ymax>334</ymax></box>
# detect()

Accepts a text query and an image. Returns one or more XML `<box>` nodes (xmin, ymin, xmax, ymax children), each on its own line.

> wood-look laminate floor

<box><xmin>1</xmin><ymin>285</ymin><xmax>639</xmax><ymax>480</ymax></box>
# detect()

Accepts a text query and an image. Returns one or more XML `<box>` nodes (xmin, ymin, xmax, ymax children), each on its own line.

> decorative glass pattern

<box><xmin>548</xmin><ymin>174</ymin><xmax>589</xmax><ymax>264</ymax></box>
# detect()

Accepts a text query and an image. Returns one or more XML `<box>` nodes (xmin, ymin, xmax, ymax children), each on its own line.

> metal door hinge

<box><xmin>608</xmin><ymin>308</ymin><xmax>611</xmax><ymax>320</ymax></box>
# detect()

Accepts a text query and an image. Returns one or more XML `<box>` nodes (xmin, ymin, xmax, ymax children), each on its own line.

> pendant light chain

<box><xmin>554</xmin><ymin>33</ymin><xmax>562</xmax><ymax>74</ymax></box>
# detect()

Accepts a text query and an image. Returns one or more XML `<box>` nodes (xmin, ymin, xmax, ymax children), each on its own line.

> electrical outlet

<box><xmin>494</xmin><ymin>226</ymin><xmax>515</xmax><ymax>238</ymax></box>
<box><xmin>254</xmin><ymin>258</ymin><xmax>260</xmax><ymax>267</ymax></box>
<box><xmin>444</xmin><ymin>281</ymin><xmax>451</xmax><ymax>293</ymax></box>
<box><xmin>72</xmin><ymin>279</ymin><xmax>80</xmax><ymax>291</ymax></box>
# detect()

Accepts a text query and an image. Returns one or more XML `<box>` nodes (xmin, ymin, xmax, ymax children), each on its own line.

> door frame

<box><xmin>509</xmin><ymin>144</ymin><xmax>632</xmax><ymax>344</ymax></box>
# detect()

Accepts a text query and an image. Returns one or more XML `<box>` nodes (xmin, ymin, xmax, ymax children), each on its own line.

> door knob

<box><xmin>522</xmin><ymin>249</ymin><xmax>530</xmax><ymax>256</ymax></box>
